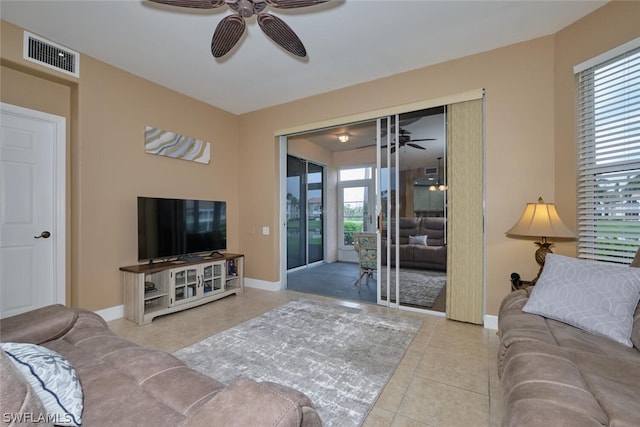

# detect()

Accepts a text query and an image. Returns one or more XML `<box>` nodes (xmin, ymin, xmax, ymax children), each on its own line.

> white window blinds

<box><xmin>576</xmin><ymin>44</ymin><xmax>640</xmax><ymax>264</ymax></box>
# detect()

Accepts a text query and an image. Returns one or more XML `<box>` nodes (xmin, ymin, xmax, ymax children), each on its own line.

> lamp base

<box><xmin>531</xmin><ymin>240</ymin><xmax>553</xmax><ymax>284</ymax></box>
<box><xmin>510</xmin><ymin>272</ymin><xmax>533</xmax><ymax>291</ymax></box>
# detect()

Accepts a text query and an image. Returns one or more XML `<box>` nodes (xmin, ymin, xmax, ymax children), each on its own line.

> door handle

<box><xmin>34</xmin><ymin>231</ymin><xmax>51</xmax><ymax>239</ymax></box>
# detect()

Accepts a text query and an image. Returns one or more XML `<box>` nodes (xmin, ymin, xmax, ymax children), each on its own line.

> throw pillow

<box><xmin>409</xmin><ymin>235</ymin><xmax>428</xmax><ymax>245</ymax></box>
<box><xmin>523</xmin><ymin>254</ymin><xmax>640</xmax><ymax>347</ymax></box>
<box><xmin>1</xmin><ymin>342</ymin><xmax>83</xmax><ymax>426</ymax></box>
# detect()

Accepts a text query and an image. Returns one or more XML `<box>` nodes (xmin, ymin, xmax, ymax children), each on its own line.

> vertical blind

<box><xmin>576</xmin><ymin>45</ymin><xmax>640</xmax><ymax>264</ymax></box>
<box><xmin>446</xmin><ymin>98</ymin><xmax>484</xmax><ymax>325</ymax></box>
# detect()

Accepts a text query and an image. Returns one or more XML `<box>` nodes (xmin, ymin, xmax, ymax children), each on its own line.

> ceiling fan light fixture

<box><xmin>337</xmin><ymin>133</ymin><xmax>351</xmax><ymax>143</ymax></box>
<box><xmin>429</xmin><ymin>156</ymin><xmax>446</xmax><ymax>191</ymax></box>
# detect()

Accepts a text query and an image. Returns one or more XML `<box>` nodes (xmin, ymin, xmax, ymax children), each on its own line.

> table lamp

<box><xmin>506</xmin><ymin>197</ymin><xmax>575</xmax><ymax>285</ymax></box>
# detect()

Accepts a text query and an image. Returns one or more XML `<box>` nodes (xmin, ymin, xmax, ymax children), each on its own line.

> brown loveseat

<box><xmin>381</xmin><ymin>217</ymin><xmax>446</xmax><ymax>270</ymax></box>
<box><xmin>0</xmin><ymin>305</ymin><xmax>321</xmax><ymax>427</ymax></box>
<box><xmin>497</xmin><ymin>256</ymin><xmax>640</xmax><ymax>426</ymax></box>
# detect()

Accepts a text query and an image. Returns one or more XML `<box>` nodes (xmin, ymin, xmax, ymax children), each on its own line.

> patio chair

<box><xmin>353</xmin><ymin>233</ymin><xmax>377</xmax><ymax>291</ymax></box>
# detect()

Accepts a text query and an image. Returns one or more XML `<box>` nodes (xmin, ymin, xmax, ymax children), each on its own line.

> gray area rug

<box><xmin>174</xmin><ymin>298</ymin><xmax>422</xmax><ymax>426</ymax></box>
<box><xmin>379</xmin><ymin>268</ymin><xmax>446</xmax><ymax>308</ymax></box>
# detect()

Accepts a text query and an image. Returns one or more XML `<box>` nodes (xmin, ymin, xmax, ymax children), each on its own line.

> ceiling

<box><xmin>0</xmin><ymin>1</ymin><xmax>607</xmax><ymax>116</ymax></box>
<box><xmin>289</xmin><ymin>107</ymin><xmax>446</xmax><ymax>172</ymax></box>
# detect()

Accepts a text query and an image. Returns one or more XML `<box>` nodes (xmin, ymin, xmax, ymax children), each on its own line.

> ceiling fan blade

<box><xmin>408</xmin><ymin>138</ymin><xmax>436</xmax><ymax>142</ymax></box>
<box><xmin>211</xmin><ymin>14</ymin><xmax>246</xmax><ymax>58</ymax></box>
<box><xmin>407</xmin><ymin>143</ymin><xmax>426</xmax><ymax>150</ymax></box>
<box><xmin>266</xmin><ymin>0</ymin><xmax>329</xmax><ymax>9</ymax></box>
<box><xmin>380</xmin><ymin>141</ymin><xmax>398</xmax><ymax>149</ymax></box>
<box><xmin>148</xmin><ymin>0</ymin><xmax>225</xmax><ymax>9</ymax></box>
<box><xmin>258</xmin><ymin>13</ymin><xmax>306</xmax><ymax>57</ymax></box>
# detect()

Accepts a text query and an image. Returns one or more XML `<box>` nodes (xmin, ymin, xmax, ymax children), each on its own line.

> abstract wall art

<box><xmin>144</xmin><ymin>126</ymin><xmax>210</xmax><ymax>164</ymax></box>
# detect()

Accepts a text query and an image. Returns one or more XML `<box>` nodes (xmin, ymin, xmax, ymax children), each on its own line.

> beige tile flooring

<box><xmin>108</xmin><ymin>288</ymin><xmax>503</xmax><ymax>427</ymax></box>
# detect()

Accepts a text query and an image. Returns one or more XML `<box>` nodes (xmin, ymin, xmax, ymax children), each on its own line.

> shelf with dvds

<box><xmin>121</xmin><ymin>253</ymin><xmax>244</xmax><ymax>325</ymax></box>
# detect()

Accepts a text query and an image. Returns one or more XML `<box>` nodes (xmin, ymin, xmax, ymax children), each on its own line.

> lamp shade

<box><xmin>506</xmin><ymin>197</ymin><xmax>575</xmax><ymax>239</ymax></box>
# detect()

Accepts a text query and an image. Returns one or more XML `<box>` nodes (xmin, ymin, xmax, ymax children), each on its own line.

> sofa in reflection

<box><xmin>380</xmin><ymin>217</ymin><xmax>446</xmax><ymax>271</ymax></box>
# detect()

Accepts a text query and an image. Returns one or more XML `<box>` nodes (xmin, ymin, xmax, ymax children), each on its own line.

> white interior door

<box><xmin>0</xmin><ymin>103</ymin><xmax>66</xmax><ymax>318</ymax></box>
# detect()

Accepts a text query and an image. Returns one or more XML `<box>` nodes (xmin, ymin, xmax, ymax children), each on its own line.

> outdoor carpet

<box><xmin>379</xmin><ymin>267</ymin><xmax>447</xmax><ymax>308</ymax></box>
<box><xmin>174</xmin><ymin>298</ymin><xmax>422</xmax><ymax>426</ymax></box>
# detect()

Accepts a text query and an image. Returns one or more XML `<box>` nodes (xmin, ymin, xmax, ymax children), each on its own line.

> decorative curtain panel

<box><xmin>446</xmin><ymin>98</ymin><xmax>484</xmax><ymax>324</ymax></box>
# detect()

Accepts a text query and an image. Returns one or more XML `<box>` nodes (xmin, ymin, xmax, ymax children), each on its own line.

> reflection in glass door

<box><xmin>377</xmin><ymin>112</ymin><xmax>447</xmax><ymax>312</ymax></box>
<box><xmin>378</xmin><ymin>116</ymin><xmax>399</xmax><ymax>307</ymax></box>
<box><xmin>286</xmin><ymin>155</ymin><xmax>324</xmax><ymax>270</ymax></box>
<box><xmin>307</xmin><ymin>162</ymin><xmax>323</xmax><ymax>264</ymax></box>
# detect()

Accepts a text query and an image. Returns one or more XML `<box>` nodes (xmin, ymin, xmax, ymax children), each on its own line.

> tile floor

<box><xmin>108</xmin><ymin>288</ymin><xmax>503</xmax><ymax>427</ymax></box>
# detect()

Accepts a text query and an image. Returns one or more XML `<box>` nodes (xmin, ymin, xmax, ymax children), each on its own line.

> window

<box><xmin>338</xmin><ymin>166</ymin><xmax>374</xmax><ymax>246</ymax></box>
<box><xmin>575</xmin><ymin>40</ymin><xmax>640</xmax><ymax>264</ymax></box>
<box><xmin>339</xmin><ymin>167</ymin><xmax>372</xmax><ymax>181</ymax></box>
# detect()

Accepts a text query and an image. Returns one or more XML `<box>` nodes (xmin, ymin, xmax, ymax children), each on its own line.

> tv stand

<box><xmin>178</xmin><ymin>254</ymin><xmax>204</xmax><ymax>262</ymax></box>
<box><xmin>120</xmin><ymin>253</ymin><xmax>244</xmax><ymax>325</ymax></box>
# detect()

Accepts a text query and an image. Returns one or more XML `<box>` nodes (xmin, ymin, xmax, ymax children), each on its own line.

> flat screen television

<box><xmin>137</xmin><ymin>196</ymin><xmax>226</xmax><ymax>261</ymax></box>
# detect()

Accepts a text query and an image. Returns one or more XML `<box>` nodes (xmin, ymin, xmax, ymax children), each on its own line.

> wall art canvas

<box><xmin>144</xmin><ymin>126</ymin><xmax>210</xmax><ymax>164</ymax></box>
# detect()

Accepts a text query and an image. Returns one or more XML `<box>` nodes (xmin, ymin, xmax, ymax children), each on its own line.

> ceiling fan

<box><xmin>148</xmin><ymin>0</ymin><xmax>329</xmax><ymax>58</ymax></box>
<box><xmin>381</xmin><ymin>129</ymin><xmax>436</xmax><ymax>154</ymax></box>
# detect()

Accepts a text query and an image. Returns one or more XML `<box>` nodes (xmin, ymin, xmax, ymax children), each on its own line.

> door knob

<box><xmin>34</xmin><ymin>231</ymin><xmax>51</xmax><ymax>239</ymax></box>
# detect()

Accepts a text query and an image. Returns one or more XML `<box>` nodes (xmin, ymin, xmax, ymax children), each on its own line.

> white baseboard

<box><xmin>244</xmin><ymin>278</ymin><xmax>282</xmax><ymax>292</ymax></box>
<box><xmin>484</xmin><ymin>314</ymin><xmax>498</xmax><ymax>330</ymax></box>
<box><xmin>95</xmin><ymin>305</ymin><xmax>124</xmax><ymax>322</ymax></box>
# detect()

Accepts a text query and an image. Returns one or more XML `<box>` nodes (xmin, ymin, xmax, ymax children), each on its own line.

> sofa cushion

<box><xmin>1</xmin><ymin>342</ymin><xmax>83</xmax><ymax>426</ymax></box>
<box><xmin>573</xmin><ymin>350</ymin><xmax>640</xmax><ymax>426</ymax></box>
<box><xmin>188</xmin><ymin>378</ymin><xmax>321</xmax><ymax>427</ymax></box>
<box><xmin>633</xmin><ymin>302</ymin><xmax>640</xmax><ymax>350</ymax></box>
<box><xmin>47</xmin><ymin>322</ymin><xmax>226</xmax><ymax>419</ymax></box>
<box><xmin>418</xmin><ymin>217</ymin><xmax>445</xmax><ymax>246</ymax></box>
<box><xmin>0</xmin><ymin>304</ymin><xmax>78</xmax><ymax>344</ymax></box>
<box><xmin>0</xmin><ymin>349</ymin><xmax>51</xmax><ymax>426</ymax></box>
<box><xmin>501</xmin><ymin>340</ymin><xmax>608</xmax><ymax>427</ymax></box>
<box><xmin>523</xmin><ymin>254</ymin><xmax>640</xmax><ymax>347</ymax></box>
<box><xmin>412</xmin><ymin>244</ymin><xmax>446</xmax><ymax>267</ymax></box>
<box><xmin>398</xmin><ymin>217</ymin><xmax>420</xmax><ymax>244</ymax></box>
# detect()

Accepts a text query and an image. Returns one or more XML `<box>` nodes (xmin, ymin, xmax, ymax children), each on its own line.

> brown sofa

<box><xmin>498</xmin><ymin>279</ymin><xmax>640</xmax><ymax>426</ymax></box>
<box><xmin>0</xmin><ymin>304</ymin><xmax>321</xmax><ymax>427</ymax></box>
<box><xmin>381</xmin><ymin>217</ymin><xmax>446</xmax><ymax>270</ymax></box>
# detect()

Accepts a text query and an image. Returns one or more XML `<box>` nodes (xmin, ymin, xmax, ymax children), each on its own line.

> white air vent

<box><xmin>23</xmin><ymin>32</ymin><xmax>79</xmax><ymax>78</ymax></box>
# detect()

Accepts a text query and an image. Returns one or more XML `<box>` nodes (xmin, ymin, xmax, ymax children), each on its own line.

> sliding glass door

<box><xmin>287</xmin><ymin>155</ymin><xmax>324</xmax><ymax>270</ymax></box>
<box><xmin>307</xmin><ymin>161</ymin><xmax>324</xmax><ymax>264</ymax></box>
<box><xmin>377</xmin><ymin>111</ymin><xmax>448</xmax><ymax>312</ymax></box>
<box><xmin>378</xmin><ymin>116</ymin><xmax>399</xmax><ymax>307</ymax></box>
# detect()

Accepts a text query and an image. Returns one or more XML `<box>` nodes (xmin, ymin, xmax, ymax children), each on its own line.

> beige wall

<box><xmin>1</xmin><ymin>64</ymin><xmax>74</xmax><ymax>302</ymax></box>
<box><xmin>2</xmin><ymin>1</ymin><xmax>639</xmax><ymax>316</ymax></box>
<box><xmin>239</xmin><ymin>35</ymin><xmax>558</xmax><ymax>316</ymax></box>
<box><xmin>1</xmin><ymin>20</ymin><xmax>240</xmax><ymax>311</ymax></box>
<box><xmin>554</xmin><ymin>1</ymin><xmax>640</xmax><ymax>234</ymax></box>
<box><xmin>238</xmin><ymin>1</ymin><xmax>640</xmax><ymax>316</ymax></box>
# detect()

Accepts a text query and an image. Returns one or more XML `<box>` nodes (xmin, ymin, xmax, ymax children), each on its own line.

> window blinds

<box><xmin>576</xmin><ymin>45</ymin><xmax>640</xmax><ymax>264</ymax></box>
